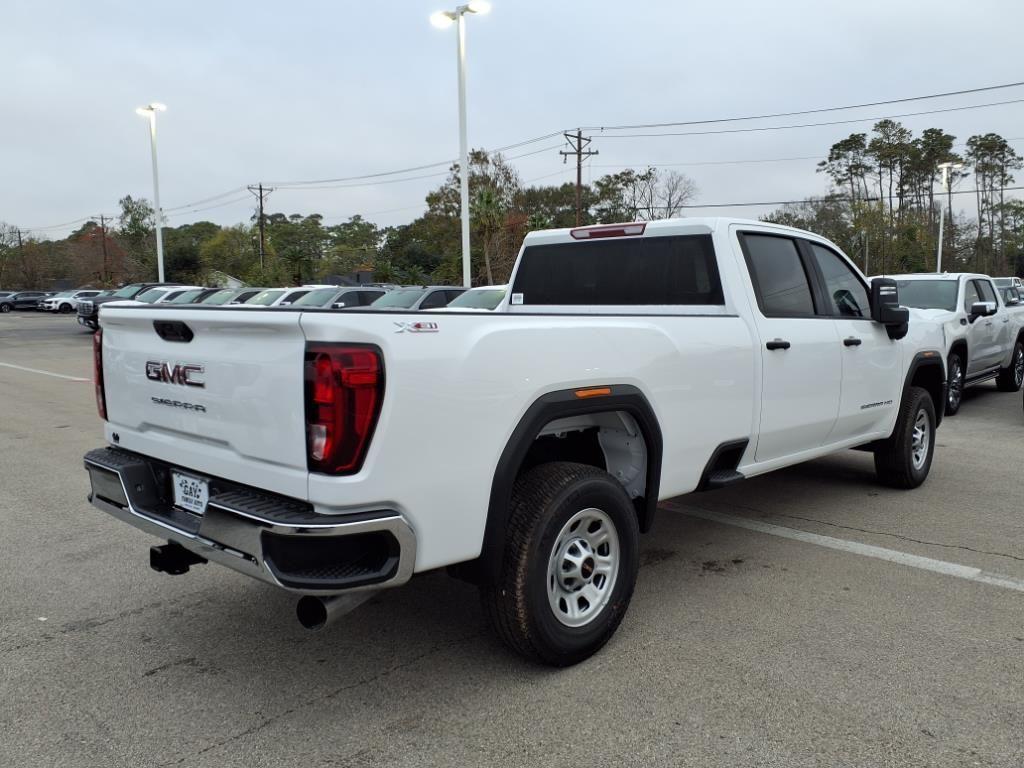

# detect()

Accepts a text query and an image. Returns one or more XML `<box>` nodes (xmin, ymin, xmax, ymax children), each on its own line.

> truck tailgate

<box><xmin>99</xmin><ymin>308</ymin><xmax>309</xmax><ymax>499</ymax></box>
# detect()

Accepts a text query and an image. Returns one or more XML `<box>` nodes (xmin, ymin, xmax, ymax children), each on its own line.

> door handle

<box><xmin>843</xmin><ymin>337</ymin><xmax>862</xmax><ymax>347</ymax></box>
<box><xmin>766</xmin><ymin>339</ymin><xmax>791</xmax><ymax>350</ymax></box>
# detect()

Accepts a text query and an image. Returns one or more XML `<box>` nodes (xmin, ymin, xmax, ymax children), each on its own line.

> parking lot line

<box><xmin>666</xmin><ymin>502</ymin><xmax>1024</xmax><ymax>594</ymax></box>
<box><xmin>0</xmin><ymin>361</ymin><xmax>89</xmax><ymax>382</ymax></box>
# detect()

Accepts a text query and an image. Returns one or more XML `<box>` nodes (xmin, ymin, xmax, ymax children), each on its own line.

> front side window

<box><xmin>976</xmin><ymin>280</ymin><xmax>998</xmax><ymax>306</ymax></box>
<box><xmin>963</xmin><ymin>281</ymin><xmax>981</xmax><ymax>312</ymax></box>
<box><xmin>808</xmin><ymin>243</ymin><xmax>869</xmax><ymax>318</ymax></box>
<box><xmin>741</xmin><ymin>234</ymin><xmax>815</xmax><ymax>317</ymax></box>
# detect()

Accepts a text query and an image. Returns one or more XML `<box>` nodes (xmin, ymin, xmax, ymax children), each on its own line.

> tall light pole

<box><xmin>935</xmin><ymin>161</ymin><xmax>963</xmax><ymax>273</ymax></box>
<box><xmin>136</xmin><ymin>102</ymin><xmax>167</xmax><ymax>282</ymax></box>
<box><xmin>430</xmin><ymin>1</ymin><xmax>491</xmax><ymax>289</ymax></box>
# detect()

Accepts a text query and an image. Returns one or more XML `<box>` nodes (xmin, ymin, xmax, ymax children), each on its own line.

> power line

<box><xmin>581</xmin><ymin>80</ymin><xmax>1024</xmax><ymax>132</ymax></box>
<box><xmin>660</xmin><ymin>184</ymin><xmax>1024</xmax><ymax>210</ymax></box>
<box><xmin>593</xmin><ymin>98</ymin><xmax>1024</xmax><ymax>140</ymax></box>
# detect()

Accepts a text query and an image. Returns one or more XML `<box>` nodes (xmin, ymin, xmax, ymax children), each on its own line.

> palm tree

<box><xmin>472</xmin><ymin>187</ymin><xmax>502</xmax><ymax>285</ymax></box>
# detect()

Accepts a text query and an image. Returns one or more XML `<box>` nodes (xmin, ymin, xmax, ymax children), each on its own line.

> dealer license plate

<box><xmin>172</xmin><ymin>471</ymin><xmax>209</xmax><ymax>516</ymax></box>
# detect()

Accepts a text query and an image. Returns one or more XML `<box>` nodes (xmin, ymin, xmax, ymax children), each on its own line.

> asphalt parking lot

<box><xmin>2</xmin><ymin>312</ymin><xmax>1023</xmax><ymax>767</ymax></box>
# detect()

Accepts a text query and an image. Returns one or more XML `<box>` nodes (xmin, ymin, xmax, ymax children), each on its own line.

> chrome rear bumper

<box><xmin>83</xmin><ymin>447</ymin><xmax>416</xmax><ymax>595</ymax></box>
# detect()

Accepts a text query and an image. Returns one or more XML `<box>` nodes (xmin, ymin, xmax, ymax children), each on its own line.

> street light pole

<box><xmin>136</xmin><ymin>103</ymin><xmax>167</xmax><ymax>282</ymax></box>
<box><xmin>456</xmin><ymin>12</ymin><xmax>471</xmax><ymax>289</ymax></box>
<box><xmin>935</xmin><ymin>161</ymin><xmax>963</xmax><ymax>274</ymax></box>
<box><xmin>431</xmin><ymin>2</ymin><xmax>491</xmax><ymax>289</ymax></box>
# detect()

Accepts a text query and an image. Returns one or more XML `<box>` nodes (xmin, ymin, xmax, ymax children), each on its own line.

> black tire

<box><xmin>874</xmin><ymin>386</ymin><xmax>936</xmax><ymax>489</ymax></box>
<box><xmin>945</xmin><ymin>352</ymin><xmax>964</xmax><ymax>416</ymax></box>
<box><xmin>0</xmin><ymin>303</ymin><xmax>10</xmax><ymax>313</ymax></box>
<box><xmin>480</xmin><ymin>461</ymin><xmax>640</xmax><ymax>667</ymax></box>
<box><xmin>996</xmin><ymin>340</ymin><xmax>1024</xmax><ymax>392</ymax></box>
<box><xmin>58</xmin><ymin>303</ymin><xmax>72</xmax><ymax>314</ymax></box>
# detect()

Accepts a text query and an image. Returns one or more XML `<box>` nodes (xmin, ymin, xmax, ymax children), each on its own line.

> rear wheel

<box><xmin>996</xmin><ymin>341</ymin><xmax>1024</xmax><ymax>392</ymax></box>
<box><xmin>0</xmin><ymin>303</ymin><xmax>10</xmax><ymax>313</ymax></box>
<box><xmin>945</xmin><ymin>352</ymin><xmax>964</xmax><ymax>415</ymax></box>
<box><xmin>480</xmin><ymin>461</ymin><xmax>639</xmax><ymax>667</ymax></box>
<box><xmin>874</xmin><ymin>386</ymin><xmax>936</xmax><ymax>489</ymax></box>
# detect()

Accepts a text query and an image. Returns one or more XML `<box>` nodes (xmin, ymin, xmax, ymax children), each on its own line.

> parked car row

<box><xmin>70</xmin><ymin>281</ymin><xmax>509</xmax><ymax>329</ymax></box>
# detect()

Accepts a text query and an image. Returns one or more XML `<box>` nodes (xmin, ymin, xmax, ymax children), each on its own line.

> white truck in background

<box><xmin>889</xmin><ymin>273</ymin><xmax>1024</xmax><ymax>415</ymax></box>
<box><xmin>83</xmin><ymin>218</ymin><xmax>947</xmax><ymax>666</ymax></box>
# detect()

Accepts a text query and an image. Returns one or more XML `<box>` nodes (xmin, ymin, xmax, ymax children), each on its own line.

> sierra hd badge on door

<box><xmin>145</xmin><ymin>361</ymin><xmax>205</xmax><ymax>388</ymax></box>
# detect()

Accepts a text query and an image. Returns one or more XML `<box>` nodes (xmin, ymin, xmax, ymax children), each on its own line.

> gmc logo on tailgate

<box><xmin>145</xmin><ymin>361</ymin><xmax>205</xmax><ymax>388</ymax></box>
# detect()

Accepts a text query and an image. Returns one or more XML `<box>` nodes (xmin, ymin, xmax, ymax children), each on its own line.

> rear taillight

<box><xmin>93</xmin><ymin>329</ymin><xmax>107</xmax><ymax>420</ymax></box>
<box><xmin>304</xmin><ymin>344</ymin><xmax>384</xmax><ymax>475</ymax></box>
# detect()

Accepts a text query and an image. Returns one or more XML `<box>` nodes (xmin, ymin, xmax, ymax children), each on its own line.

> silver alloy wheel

<box><xmin>546</xmin><ymin>507</ymin><xmax>620</xmax><ymax>628</ymax></box>
<box><xmin>911</xmin><ymin>409</ymin><xmax>931</xmax><ymax>471</ymax></box>
<box><xmin>1014</xmin><ymin>346</ymin><xmax>1024</xmax><ymax>387</ymax></box>
<box><xmin>948</xmin><ymin>359</ymin><xmax>963</xmax><ymax>408</ymax></box>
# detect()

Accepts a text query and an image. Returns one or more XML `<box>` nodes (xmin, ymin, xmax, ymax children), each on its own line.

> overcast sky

<box><xmin>3</xmin><ymin>0</ymin><xmax>1023</xmax><ymax>238</ymax></box>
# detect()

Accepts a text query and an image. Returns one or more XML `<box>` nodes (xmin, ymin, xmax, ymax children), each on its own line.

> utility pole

<box><xmin>99</xmin><ymin>215</ymin><xmax>110</xmax><ymax>282</ymax></box>
<box><xmin>248</xmin><ymin>183</ymin><xmax>272</xmax><ymax>271</ymax></box>
<box><xmin>560</xmin><ymin>129</ymin><xmax>598</xmax><ymax>226</ymax></box>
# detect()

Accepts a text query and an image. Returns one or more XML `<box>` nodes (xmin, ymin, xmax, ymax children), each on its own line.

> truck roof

<box><xmin>522</xmin><ymin>216</ymin><xmax>822</xmax><ymax>246</ymax></box>
<box><xmin>886</xmin><ymin>273</ymin><xmax>989</xmax><ymax>282</ymax></box>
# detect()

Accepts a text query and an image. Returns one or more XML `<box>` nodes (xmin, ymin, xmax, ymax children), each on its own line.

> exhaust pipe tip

<box><xmin>296</xmin><ymin>595</ymin><xmax>330</xmax><ymax>631</ymax></box>
<box><xmin>296</xmin><ymin>591</ymin><xmax>376</xmax><ymax>632</ymax></box>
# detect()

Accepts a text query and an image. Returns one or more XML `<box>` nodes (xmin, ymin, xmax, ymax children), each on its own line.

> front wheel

<box><xmin>480</xmin><ymin>461</ymin><xmax>639</xmax><ymax>667</ymax></box>
<box><xmin>58</xmin><ymin>303</ymin><xmax>72</xmax><ymax>314</ymax></box>
<box><xmin>0</xmin><ymin>303</ymin><xmax>10</xmax><ymax>313</ymax></box>
<box><xmin>996</xmin><ymin>341</ymin><xmax>1024</xmax><ymax>392</ymax></box>
<box><xmin>874</xmin><ymin>386</ymin><xmax>936</xmax><ymax>489</ymax></box>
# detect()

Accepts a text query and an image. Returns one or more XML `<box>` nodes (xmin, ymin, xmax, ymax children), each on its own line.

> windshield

<box><xmin>895</xmin><ymin>280</ymin><xmax>959</xmax><ymax>311</ymax></box>
<box><xmin>448</xmin><ymin>288</ymin><xmax>506</xmax><ymax>309</ymax></box>
<box><xmin>169</xmin><ymin>289</ymin><xmax>204</xmax><ymax>304</ymax></box>
<box><xmin>372</xmin><ymin>289</ymin><xmax>425</xmax><ymax>308</ymax></box>
<box><xmin>135</xmin><ymin>288</ymin><xmax>169</xmax><ymax>303</ymax></box>
<box><xmin>112</xmin><ymin>284</ymin><xmax>143</xmax><ymax>299</ymax></box>
<box><xmin>292</xmin><ymin>288</ymin><xmax>338</xmax><ymax>307</ymax></box>
<box><xmin>247</xmin><ymin>289</ymin><xmax>285</xmax><ymax>306</ymax></box>
<box><xmin>51</xmin><ymin>291</ymin><xmax>75</xmax><ymax>298</ymax></box>
<box><xmin>202</xmin><ymin>290</ymin><xmax>235</xmax><ymax>305</ymax></box>
<box><xmin>993</xmin><ymin>278</ymin><xmax>1011</xmax><ymax>287</ymax></box>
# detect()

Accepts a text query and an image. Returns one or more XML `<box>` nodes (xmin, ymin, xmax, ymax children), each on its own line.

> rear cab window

<box><xmin>509</xmin><ymin>233</ymin><xmax>724</xmax><ymax>309</ymax></box>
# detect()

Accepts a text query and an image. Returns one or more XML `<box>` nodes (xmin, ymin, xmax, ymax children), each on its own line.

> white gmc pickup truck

<box><xmin>888</xmin><ymin>272</ymin><xmax>1024</xmax><ymax>415</ymax></box>
<box><xmin>84</xmin><ymin>217</ymin><xmax>947</xmax><ymax>666</ymax></box>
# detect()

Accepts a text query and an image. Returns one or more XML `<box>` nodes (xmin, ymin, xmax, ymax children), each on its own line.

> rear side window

<box><xmin>511</xmin><ymin>234</ymin><xmax>723</xmax><ymax>306</ymax></box>
<box><xmin>741</xmin><ymin>234</ymin><xmax>815</xmax><ymax>317</ymax></box>
<box><xmin>808</xmin><ymin>243</ymin><xmax>870</xmax><ymax>318</ymax></box>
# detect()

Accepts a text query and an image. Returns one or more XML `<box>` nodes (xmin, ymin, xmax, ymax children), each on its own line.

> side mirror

<box><xmin>870</xmin><ymin>277</ymin><xmax>909</xmax><ymax>339</ymax></box>
<box><xmin>969</xmin><ymin>301</ymin><xmax>996</xmax><ymax>320</ymax></box>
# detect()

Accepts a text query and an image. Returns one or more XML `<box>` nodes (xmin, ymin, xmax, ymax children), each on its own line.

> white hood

<box><xmin>906</xmin><ymin>307</ymin><xmax>956</xmax><ymax>324</ymax></box>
